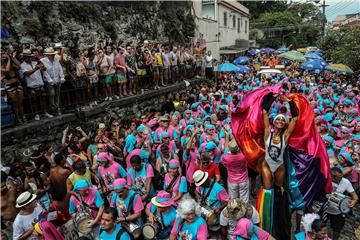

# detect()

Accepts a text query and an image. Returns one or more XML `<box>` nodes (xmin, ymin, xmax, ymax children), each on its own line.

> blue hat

<box><xmin>205</xmin><ymin>124</ymin><xmax>215</xmax><ymax>130</ymax></box>
<box><xmin>160</xmin><ymin>132</ymin><xmax>170</xmax><ymax>141</ymax></box>
<box><xmin>73</xmin><ymin>180</ymin><xmax>90</xmax><ymax>191</ymax></box>
<box><xmin>205</xmin><ymin>141</ymin><xmax>217</xmax><ymax>151</ymax></box>
<box><xmin>136</xmin><ymin>125</ymin><xmax>145</xmax><ymax>133</ymax></box>
<box><xmin>183</xmin><ymin>125</ymin><xmax>194</xmax><ymax>135</ymax></box>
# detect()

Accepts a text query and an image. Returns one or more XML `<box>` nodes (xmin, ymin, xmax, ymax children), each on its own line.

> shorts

<box><xmin>128</xmin><ymin>71</ymin><xmax>136</xmax><ymax>78</ymax></box>
<box><xmin>104</xmin><ymin>74</ymin><xmax>114</xmax><ymax>85</ymax></box>
<box><xmin>328</xmin><ymin>213</ymin><xmax>345</xmax><ymax>232</ymax></box>
<box><xmin>116</xmin><ymin>74</ymin><xmax>127</xmax><ymax>84</ymax></box>
<box><xmin>171</xmin><ymin>65</ymin><xmax>179</xmax><ymax>74</ymax></box>
<box><xmin>5</xmin><ymin>82</ymin><xmax>23</xmax><ymax>93</ymax></box>
<box><xmin>88</xmin><ymin>75</ymin><xmax>98</xmax><ymax>84</ymax></box>
<box><xmin>152</xmin><ymin>66</ymin><xmax>160</xmax><ymax>74</ymax></box>
<box><xmin>136</xmin><ymin>68</ymin><xmax>146</xmax><ymax>76</ymax></box>
<box><xmin>28</xmin><ymin>86</ymin><xmax>46</xmax><ymax>97</ymax></box>
<box><xmin>196</xmin><ymin>60</ymin><xmax>202</xmax><ymax>67</ymax></box>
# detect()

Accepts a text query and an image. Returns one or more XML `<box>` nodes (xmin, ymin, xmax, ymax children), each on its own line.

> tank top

<box><xmin>264</xmin><ymin>132</ymin><xmax>286</xmax><ymax>173</ymax></box>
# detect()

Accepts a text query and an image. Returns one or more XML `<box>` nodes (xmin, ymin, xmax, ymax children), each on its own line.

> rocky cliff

<box><xmin>1</xmin><ymin>1</ymin><xmax>195</xmax><ymax>49</ymax></box>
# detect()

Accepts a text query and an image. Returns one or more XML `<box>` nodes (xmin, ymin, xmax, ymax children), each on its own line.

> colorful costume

<box><xmin>231</xmin><ymin>86</ymin><xmax>332</xmax><ymax>235</ymax></box>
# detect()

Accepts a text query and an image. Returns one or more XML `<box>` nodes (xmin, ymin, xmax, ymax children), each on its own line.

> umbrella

<box><xmin>233</xmin><ymin>56</ymin><xmax>249</xmax><ymax>65</ymax></box>
<box><xmin>218</xmin><ymin>62</ymin><xmax>240</xmax><ymax>72</ymax></box>
<box><xmin>248</xmin><ymin>49</ymin><xmax>259</xmax><ymax>55</ymax></box>
<box><xmin>236</xmin><ymin>65</ymin><xmax>251</xmax><ymax>73</ymax></box>
<box><xmin>300</xmin><ymin>59</ymin><xmax>328</xmax><ymax>72</ymax></box>
<box><xmin>267</xmin><ymin>48</ymin><xmax>276</xmax><ymax>53</ymax></box>
<box><xmin>278</xmin><ymin>50</ymin><xmax>306</xmax><ymax>62</ymax></box>
<box><xmin>297</xmin><ymin>48</ymin><xmax>307</xmax><ymax>53</ymax></box>
<box><xmin>325</xmin><ymin>64</ymin><xmax>354</xmax><ymax>74</ymax></box>
<box><xmin>260</xmin><ymin>48</ymin><xmax>267</xmax><ymax>52</ymax></box>
<box><xmin>304</xmin><ymin>53</ymin><xmax>323</xmax><ymax>60</ymax></box>
<box><xmin>278</xmin><ymin>47</ymin><xmax>288</xmax><ymax>52</ymax></box>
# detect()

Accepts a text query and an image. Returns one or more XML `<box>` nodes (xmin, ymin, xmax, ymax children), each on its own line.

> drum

<box><xmin>200</xmin><ymin>204</ymin><xmax>217</xmax><ymax>225</ymax></box>
<box><xmin>75</xmin><ymin>212</ymin><xmax>93</xmax><ymax>234</ymax></box>
<box><xmin>122</xmin><ymin>222</ymin><xmax>142</xmax><ymax>239</ymax></box>
<box><xmin>328</xmin><ymin>192</ymin><xmax>351</xmax><ymax>214</ymax></box>
<box><xmin>142</xmin><ymin>223</ymin><xmax>160</xmax><ymax>240</ymax></box>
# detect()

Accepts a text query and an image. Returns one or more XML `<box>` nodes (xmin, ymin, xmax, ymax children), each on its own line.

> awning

<box><xmin>219</xmin><ymin>48</ymin><xmax>248</xmax><ymax>55</ymax></box>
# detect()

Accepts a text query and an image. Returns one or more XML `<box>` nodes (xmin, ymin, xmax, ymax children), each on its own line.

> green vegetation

<box><xmin>241</xmin><ymin>1</ymin><xmax>324</xmax><ymax>48</ymax></box>
<box><xmin>317</xmin><ymin>27</ymin><xmax>360</xmax><ymax>72</ymax></box>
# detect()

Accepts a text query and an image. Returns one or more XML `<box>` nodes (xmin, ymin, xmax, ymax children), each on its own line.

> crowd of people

<box><xmin>1</xmin><ymin>39</ymin><xmax>215</xmax><ymax>123</ymax></box>
<box><xmin>0</xmin><ymin>47</ymin><xmax>359</xmax><ymax>240</ymax></box>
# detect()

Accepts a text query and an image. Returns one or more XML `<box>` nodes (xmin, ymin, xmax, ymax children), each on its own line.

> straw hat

<box><xmin>223</xmin><ymin>198</ymin><xmax>252</xmax><ymax>220</ymax></box>
<box><xmin>193</xmin><ymin>170</ymin><xmax>208</xmax><ymax>187</ymax></box>
<box><xmin>151</xmin><ymin>191</ymin><xmax>176</xmax><ymax>207</ymax></box>
<box><xmin>43</xmin><ymin>47</ymin><xmax>56</xmax><ymax>55</ymax></box>
<box><xmin>16</xmin><ymin>191</ymin><xmax>37</xmax><ymax>208</ymax></box>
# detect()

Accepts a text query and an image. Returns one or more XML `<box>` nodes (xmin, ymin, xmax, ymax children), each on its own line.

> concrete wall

<box><xmin>193</xmin><ymin>0</ymin><xmax>249</xmax><ymax>60</ymax></box>
<box><xmin>217</xmin><ymin>3</ymin><xmax>249</xmax><ymax>49</ymax></box>
<box><xmin>1</xmin><ymin>79</ymin><xmax>209</xmax><ymax>165</ymax></box>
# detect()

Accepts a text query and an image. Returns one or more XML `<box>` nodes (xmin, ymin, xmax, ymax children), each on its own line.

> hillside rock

<box><xmin>1</xmin><ymin>1</ymin><xmax>195</xmax><ymax>49</ymax></box>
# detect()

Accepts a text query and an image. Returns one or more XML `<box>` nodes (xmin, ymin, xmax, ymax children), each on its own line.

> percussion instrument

<box><xmin>142</xmin><ymin>223</ymin><xmax>160</xmax><ymax>240</ymax></box>
<box><xmin>200</xmin><ymin>204</ymin><xmax>217</xmax><ymax>225</ymax></box>
<box><xmin>75</xmin><ymin>212</ymin><xmax>93</xmax><ymax>234</ymax></box>
<box><xmin>122</xmin><ymin>222</ymin><xmax>142</xmax><ymax>239</ymax></box>
<box><xmin>328</xmin><ymin>192</ymin><xmax>351</xmax><ymax>214</ymax></box>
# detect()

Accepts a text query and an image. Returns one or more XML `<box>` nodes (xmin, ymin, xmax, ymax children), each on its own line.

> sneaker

<box><xmin>22</xmin><ymin>116</ymin><xmax>27</xmax><ymax>122</ymax></box>
<box><xmin>108</xmin><ymin>97</ymin><xmax>112</xmax><ymax>101</ymax></box>
<box><xmin>114</xmin><ymin>95</ymin><xmax>120</xmax><ymax>100</ymax></box>
<box><xmin>34</xmin><ymin>114</ymin><xmax>40</xmax><ymax>121</ymax></box>
<box><xmin>57</xmin><ymin>108</ymin><xmax>62</xmax><ymax>116</ymax></box>
<box><xmin>105</xmin><ymin>97</ymin><xmax>109</xmax><ymax>101</ymax></box>
<box><xmin>44</xmin><ymin>112</ymin><xmax>54</xmax><ymax>118</ymax></box>
<box><xmin>94</xmin><ymin>101</ymin><xmax>98</xmax><ymax>105</ymax></box>
<box><xmin>141</xmin><ymin>89</ymin><xmax>145</xmax><ymax>95</ymax></box>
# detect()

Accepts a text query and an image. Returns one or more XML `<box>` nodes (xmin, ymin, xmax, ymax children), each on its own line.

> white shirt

<box><xmin>40</xmin><ymin>57</ymin><xmax>65</xmax><ymax>85</ymax></box>
<box><xmin>20</xmin><ymin>61</ymin><xmax>44</xmax><ymax>88</ymax></box>
<box><xmin>13</xmin><ymin>203</ymin><xmax>44</xmax><ymax>240</ymax></box>
<box><xmin>220</xmin><ymin>206</ymin><xmax>260</xmax><ymax>239</ymax></box>
<box><xmin>327</xmin><ymin>177</ymin><xmax>354</xmax><ymax>215</ymax></box>
<box><xmin>205</xmin><ymin>55</ymin><xmax>213</xmax><ymax>68</ymax></box>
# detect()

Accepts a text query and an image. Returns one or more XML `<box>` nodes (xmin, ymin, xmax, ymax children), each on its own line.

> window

<box><xmin>233</xmin><ymin>15</ymin><xmax>236</xmax><ymax>28</ymax></box>
<box><xmin>237</xmin><ymin>18</ymin><xmax>240</xmax><ymax>33</ymax></box>
<box><xmin>245</xmin><ymin>20</ymin><xmax>248</xmax><ymax>33</ymax></box>
<box><xmin>224</xmin><ymin>12</ymin><xmax>227</xmax><ymax>27</ymax></box>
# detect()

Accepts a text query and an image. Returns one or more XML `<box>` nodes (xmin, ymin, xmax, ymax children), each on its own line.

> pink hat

<box><xmin>113</xmin><ymin>178</ymin><xmax>129</xmax><ymax>190</ymax></box>
<box><xmin>168</xmin><ymin>159</ymin><xmax>180</xmax><ymax>169</ymax></box>
<box><xmin>147</xmin><ymin>119</ymin><xmax>158</xmax><ymax>127</ymax></box>
<box><xmin>151</xmin><ymin>191</ymin><xmax>177</xmax><ymax>207</ymax></box>
<box><xmin>96</xmin><ymin>152</ymin><xmax>111</xmax><ymax>162</ymax></box>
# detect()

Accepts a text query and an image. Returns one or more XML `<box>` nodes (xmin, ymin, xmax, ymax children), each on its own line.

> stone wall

<box><xmin>1</xmin><ymin>1</ymin><xmax>195</xmax><ymax>49</ymax></box>
<box><xmin>1</xmin><ymin>78</ymin><xmax>208</xmax><ymax>165</ymax></box>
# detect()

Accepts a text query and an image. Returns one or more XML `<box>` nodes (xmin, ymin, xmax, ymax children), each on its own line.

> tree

<box><xmin>245</xmin><ymin>1</ymin><xmax>324</xmax><ymax>48</ymax></box>
<box><xmin>317</xmin><ymin>27</ymin><xmax>360</xmax><ymax>72</ymax></box>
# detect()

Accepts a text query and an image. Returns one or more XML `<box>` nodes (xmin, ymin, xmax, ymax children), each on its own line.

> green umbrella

<box><xmin>278</xmin><ymin>50</ymin><xmax>306</xmax><ymax>62</ymax></box>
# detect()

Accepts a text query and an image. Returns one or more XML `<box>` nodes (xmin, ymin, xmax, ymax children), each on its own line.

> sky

<box><xmin>324</xmin><ymin>0</ymin><xmax>360</xmax><ymax>21</ymax></box>
<box><xmin>289</xmin><ymin>0</ymin><xmax>360</xmax><ymax>22</ymax></box>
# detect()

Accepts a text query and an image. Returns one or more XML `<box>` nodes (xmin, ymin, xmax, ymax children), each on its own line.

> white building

<box><xmin>192</xmin><ymin>0</ymin><xmax>250</xmax><ymax>60</ymax></box>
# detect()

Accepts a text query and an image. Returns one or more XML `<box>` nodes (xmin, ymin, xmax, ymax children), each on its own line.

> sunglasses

<box><xmin>163</xmin><ymin>137</ymin><xmax>170</xmax><ymax>140</ymax></box>
<box><xmin>202</xmin><ymin>161</ymin><xmax>210</xmax><ymax>165</ymax></box>
<box><xmin>115</xmin><ymin>190</ymin><xmax>125</xmax><ymax>194</ymax></box>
